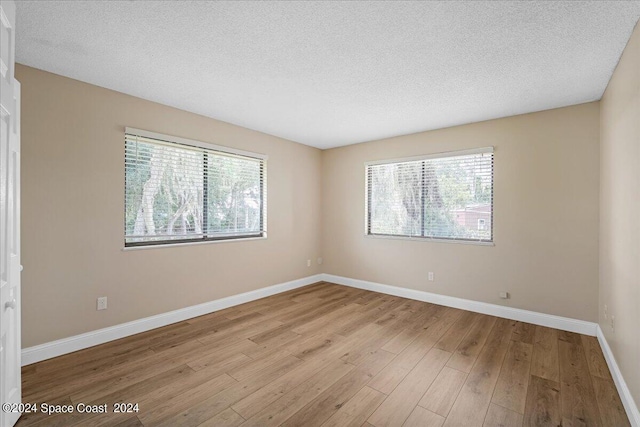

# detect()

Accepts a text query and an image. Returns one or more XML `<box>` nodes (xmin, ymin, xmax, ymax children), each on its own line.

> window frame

<box><xmin>364</xmin><ymin>147</ymin><xmax>494</xmax><ymax>245</ymax></box>
<box><xmin>124</xmin><ymin>127</ymin><xmax>268</xmax><ymax>249</ymax></box>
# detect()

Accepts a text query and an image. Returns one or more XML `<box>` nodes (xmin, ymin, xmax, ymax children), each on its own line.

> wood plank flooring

<box><xmin>16</xmin><ymin>282</ymin><xmax>629</xmax><ymax>427</ymax></box>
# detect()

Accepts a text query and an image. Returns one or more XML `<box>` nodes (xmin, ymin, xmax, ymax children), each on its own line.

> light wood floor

<box><xmin>17</xmin><ymin>282</ymin><xmax>629</xmax><ymax>427</ymax></box>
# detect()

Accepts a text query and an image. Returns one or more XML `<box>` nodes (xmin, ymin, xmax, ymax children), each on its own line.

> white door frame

<box><xmin>0</xmin><ymin>0</ymin><xmax>22</xmax><ymax>426</ymax></box>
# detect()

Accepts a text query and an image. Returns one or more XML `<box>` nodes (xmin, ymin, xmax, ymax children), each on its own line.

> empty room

<box><xmin>1</xmin><ymin>1</ymin><xmax>639</xmax><ymax>426</ymax></box>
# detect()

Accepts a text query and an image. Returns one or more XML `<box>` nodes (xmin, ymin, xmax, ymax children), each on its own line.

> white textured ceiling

<box><xmin>15</xmin><ymin>1</ymin><xmax>640</xmax><ymax>149</ymax></box>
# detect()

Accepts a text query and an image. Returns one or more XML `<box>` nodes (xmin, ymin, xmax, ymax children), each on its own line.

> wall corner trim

<box><xmin>320</xmin><ymin>274</ymin><xmax>598</xmax><ymax>336</ymax></box>
<box><xmin>596</xmin><ymin>325</ymin><xmax>640</xmax><ymax>427</ymax></box>
<box><xmin>21</xmin><ymin>274</ymin><xmax>323</xmax><ymax>366</ymax></box>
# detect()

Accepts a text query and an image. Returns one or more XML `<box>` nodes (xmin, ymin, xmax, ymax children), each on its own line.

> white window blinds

<box><xmin>366</xmin><ymin>148</ymin><xmax>493</xmax><ymax>243</ymax></box>
<box><xmin>125</xmin><ymin>129</ymin><xmax>266</xmax><ymax>246</ymax></box>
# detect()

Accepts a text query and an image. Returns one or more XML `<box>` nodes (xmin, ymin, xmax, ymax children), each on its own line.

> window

<box><xmin>124</xmin><ymin>128</ymin><xmax>266</xmax><ymax>247</ymax></box>
<box><xmin>366</xmin><ymin>147</ymin><xmax>493</xmax><ymax>243</ymax></box>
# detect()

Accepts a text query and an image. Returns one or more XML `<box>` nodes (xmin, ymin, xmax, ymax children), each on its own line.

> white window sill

<box><xmin>122</xmin><ymin>236</ymin><xmax>267</xmax><ymax>251</ymax></box>
<box><xmin>364</xmin><ymin>234</ymin><xmax>494</xmax><ymax>246</ymax></box>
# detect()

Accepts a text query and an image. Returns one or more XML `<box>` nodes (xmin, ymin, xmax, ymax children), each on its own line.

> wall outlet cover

<box><xmin>97</xmin><ymin>297</ymin><xmax>108</xmax><ymax>310</ymax></box>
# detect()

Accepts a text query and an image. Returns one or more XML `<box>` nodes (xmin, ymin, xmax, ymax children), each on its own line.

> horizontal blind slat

<box><xmin>125</xmin><ymin>132</ymin><xmax>266</xmax><ymax>246</ymax></box>
<box><xmin>367</xmin><ymin>150</ymin><xmax>493</xmax><ymax>242</ymax></box>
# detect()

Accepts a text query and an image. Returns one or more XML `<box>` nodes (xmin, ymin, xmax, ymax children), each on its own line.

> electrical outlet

<box><xmin>317</xmin><ymin>257</ymin><xmax>323</xmax><ymax>265</ymax></box>
<box><xmin>307</xmin><ymin>259</ymin><xmax>311</xmax><ymax>267</ymax></box>
<box><xmin>428</xmin><ymin>272</ymin><xmax>434</xmax><ymax>281</ymax></box>
<box><xmin>499</xmin><ymin>291</ymin><xmax>509</xmax><ymax>299</ymax></box>
<box><xmin>97</xmin><ymin>297</ymin><xmax>108</xmax><ymax>311</ymax></box>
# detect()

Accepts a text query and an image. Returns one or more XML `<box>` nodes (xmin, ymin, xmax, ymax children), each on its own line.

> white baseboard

<box><xmin>321</xmin><ymin>274</ymin><xmax>598</xmax><ymax>336</ymax></box>
<box><xmin>23</xmin><ymin>272</ymin><xmax>636</xmax><ymax>424</ymax></box>
<box><xmin>21</xmin><ymin>274</ymin><xmax>323</xmax><ymax>366</ymax></box>
<box><xmin>597</xmin><ymin>326</ymin><xmax>640</xmax><ymax>427</ymax></box>
<box><xmin>21</xmin><ymin>273</ymin><xmax>599</xmax><ymax>365</ymax></box>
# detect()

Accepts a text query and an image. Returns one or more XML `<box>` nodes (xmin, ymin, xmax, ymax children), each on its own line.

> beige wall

<box><xmin>322</xmin><ymin>103</ymin><xmax>600</xmax><ymax>322</ymax></box>
<box><xmin>16</xmin><ymin>64</ymin><xmax>323</xmax><ymax>348</ymax></box>
<box><xmin>16</xmin><ymin>63</ymin><xmax>605</xmax><ymax>350</ymax></box>
<box><xmin>600</xmin><ymin>22</ymin><xmax>640</xmax><ymax>408</ymax></box>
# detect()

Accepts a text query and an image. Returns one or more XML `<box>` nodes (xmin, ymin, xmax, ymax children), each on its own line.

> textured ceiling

<box><xmin>14</xmin><ymin>1</ymin><xmax>640</xmax><ymax>149</ymax></box>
